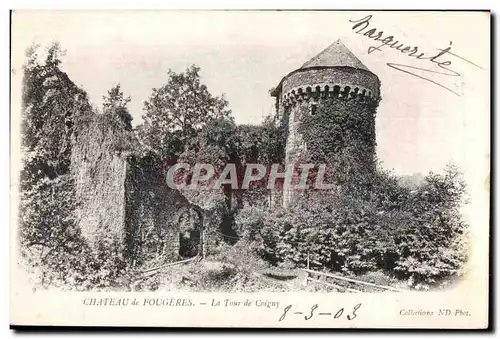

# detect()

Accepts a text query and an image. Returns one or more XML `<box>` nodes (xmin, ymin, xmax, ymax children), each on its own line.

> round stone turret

<box><xmin>271</xmin><ymin>39</ymin><xmax>381</xmax><ymax>207</ymax></box>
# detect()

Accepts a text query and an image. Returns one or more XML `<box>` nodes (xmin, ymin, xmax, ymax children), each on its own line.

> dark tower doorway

<box><xmin>177</xmin><ymin>208</ymin><xmax>202</xmax><ymax>258</ymax></box>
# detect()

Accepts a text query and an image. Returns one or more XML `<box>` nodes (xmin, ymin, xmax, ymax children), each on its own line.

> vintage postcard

<box><xmin>10</xmin><ymin>10</ymin><xmax>490</xmax><ymax>328</ymax></box>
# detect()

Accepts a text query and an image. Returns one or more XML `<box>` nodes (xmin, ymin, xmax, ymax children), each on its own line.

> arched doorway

<box><xmin>176</xmin><ymin>207</ymin><xmax>203</xmax><ymax>258</ymax></box>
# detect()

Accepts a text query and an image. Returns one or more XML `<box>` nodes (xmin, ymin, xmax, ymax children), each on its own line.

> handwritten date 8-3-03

<box><xmin>278</xmin><ymin>303</ymin><xmax>362</xmax><ymax>322</ymax></box>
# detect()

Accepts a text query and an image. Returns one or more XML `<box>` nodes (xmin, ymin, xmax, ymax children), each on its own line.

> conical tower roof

<box><xmin>270</xmin><ymin>39</ymin><xmax>377</xmax><ymax>97</ymax></box>
<box><xmin>300</xmin><ymin>39</ymin><xmax>370</xmax><ymax>71</ymax></box>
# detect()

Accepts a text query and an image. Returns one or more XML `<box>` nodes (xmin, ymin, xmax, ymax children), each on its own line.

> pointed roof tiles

<box><xmin>300</xmin><ymin>39</ymin><xmax>370</xmax><ymax>71</ymax></box>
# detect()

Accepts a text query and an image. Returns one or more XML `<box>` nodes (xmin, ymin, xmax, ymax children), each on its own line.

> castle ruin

<box><xmin>52</xmin><ymin>40</ymin><xmax>382</xmax><ymax>264</ymax></box>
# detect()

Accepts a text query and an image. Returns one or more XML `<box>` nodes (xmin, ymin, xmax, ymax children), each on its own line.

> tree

<box><xmin>20</xmin><ymin>42</ymin><xmax>91</xmax><ymax>188</ymax></box>
<box><xmin>19</xmin><ymin>42</ymin><xmax>85</xmax><ymax>273</ymax></box>
<box><xmin>137</xmin><ymin>65</ymin><xmax>232</xmax><ymax>161</ymax></box>
<box><xmin>102</xmin><ymin>84</ymin><xmax>133</xmax><ymax>130</ymax></box>
<box><xmin>102</xmin><ymin>83</ymin><xmax>131</xmax><ymax>111</ymax></box>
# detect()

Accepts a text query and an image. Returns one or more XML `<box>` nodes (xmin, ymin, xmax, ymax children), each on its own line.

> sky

<box><xmin>11</xmin><ymin>11</ymin><xmax>490</xmax><ymax>178</ymax></box>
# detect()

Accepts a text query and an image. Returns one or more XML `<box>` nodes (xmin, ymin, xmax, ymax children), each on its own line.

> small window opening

<box><xmin>310</xmin><ymin>103</ymin><xmax>318</xmax><ymax>115</ymax></box>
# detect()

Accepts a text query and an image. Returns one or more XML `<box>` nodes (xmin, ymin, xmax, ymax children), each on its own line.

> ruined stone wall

<box><xmin>72</xmin><ymin>115</ymin><xmax>198</xmax><ymax>264</ymax></box>
<box><xmin>71</xmin><ymin>110</ymin><xmax>206</xmax><ymax>264</ymax></box>
<box><xmin>124</xmin><ymin>160</ymin><xmax>185</xmax><ymax>264</ymax></box>
<box><xmin>71</xmin><ymin>116</ymin><xmax>129</xmax><ymax>253</ymax></box>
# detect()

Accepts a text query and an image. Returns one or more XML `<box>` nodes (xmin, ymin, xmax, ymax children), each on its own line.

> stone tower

<box><xmin>270</xmin><ymin>40</ymin><xmax>381</xmax><ymax>207</ymax></box>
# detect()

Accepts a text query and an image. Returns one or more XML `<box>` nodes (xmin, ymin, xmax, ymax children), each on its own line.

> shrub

<box><xmin>23</xmin><ymin>238</ymin><xmax>133</xmax><ymax>291</ymax></box>
<box><xmin>234</xmin><ymin>163</ymin><xmax>469</xmax><ymax>288</ymax></box>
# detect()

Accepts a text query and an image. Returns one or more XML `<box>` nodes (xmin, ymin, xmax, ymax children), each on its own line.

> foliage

<box><xmin>19</xmin><ymin>43</ymin><xmax>133</xmax><ymax>291</ymax></box>
<box><xmin>20</xmin><ymin>43</ymin><xmax>92</xmax><ymax>188</ymax></box>
<box><xmin>298</xmin><ymin>98</ymin><xmax>378</xmax><ymax>184</ymax></box>
<box><xmin>136</xmin><ymin>66</ymin><xmax>240</xmax><ymax>239</ymax></box>
<box><xmin>178</xmin><ymin>117</ymin><xmax>239</xmax><ymax>209</ymax></box>
<box><xmin>211</xmin><ymin>116</ymin><xmax>287</xmax><ymax>208</ymax></box>
<box><xmin>20</xmin><ymin>42</ymin><xmax>84</xmax><ymax>272</ymax></box>
<box><xmin>238</xmin><ymin>115</ymin><xmax>287</xmax><ymax>166</ymax></box>
<box><xmin>102</xmin><ymin>83</ymin><xmax>133</xmax><ymax>130</ymax></box>
<box><xmin>20</xmin><ymin>169</ymin><xmax>131</xmax><ymax>291</ymax></box>
<box><xmin>137</xmin><ymin>65</ymin><xmax>232</xmax><ymax>162</ymax></box>
<box><xmin>234</xmin><ymin>164</ymin><xmax>469</xmax><ymax>288</ymax></box>
<box><xmin>19</xmin><ymin>175</ymin><xmax>79</xmax><ymax>254</ymax></box>
<box><xmin>391</xmin><ymin>165</ymin><xmax>469</xmax><ymax>287</ymax></box>
<box><xmin>177</xmin><ymin>115</ymin><xmax>287</xmax><ymax>207</ymax></box>
<box><xmin>23</xmin><ymin>236</ymin><xmax>132</xmax><ymax>291</ymax></box>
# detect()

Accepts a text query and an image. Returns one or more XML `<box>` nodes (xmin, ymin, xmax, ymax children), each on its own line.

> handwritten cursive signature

<box><xmin>349</xmin><ymin>15</ymin><xmax>484</xmax><ymax>96</ymax></box>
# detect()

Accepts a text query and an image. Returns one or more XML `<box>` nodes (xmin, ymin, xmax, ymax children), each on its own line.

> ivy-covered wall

<box><xmin>299</xmin><ymin>97</ymin><xmax>379</xmax><ymax>174</ymax></box>
<box><xmin>124</xmin><ymin>158</ymin><xmax>197</xmax><ymax>265</ymax></box>
<box><xmin>72</xmin><ymin>113</ymin><xmax>198</xmax><ymax>265</ymax></box>
<box><xmin>279</xmin><ymin>95</ymin><xmax>379</xmax><ymax>206</ymax></box>
<box><xmin>71</xmin><ymin>114</ymin><xmax>133</xmax><ymax>255</ymax></box>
